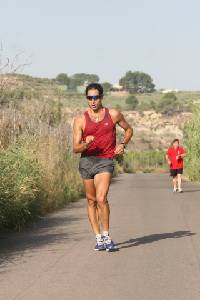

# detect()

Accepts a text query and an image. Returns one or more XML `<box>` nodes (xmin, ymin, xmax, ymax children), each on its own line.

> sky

<box><xmin>1</xmin><ymin>0</ymin><xmax>200</xmax><ymax>90</ymax></box>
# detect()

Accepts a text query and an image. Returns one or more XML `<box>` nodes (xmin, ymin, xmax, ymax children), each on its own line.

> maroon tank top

<box><xmin>81</xmin><ymin>108</ymin><xmax>116</xmax><ymax>158</ymax></box>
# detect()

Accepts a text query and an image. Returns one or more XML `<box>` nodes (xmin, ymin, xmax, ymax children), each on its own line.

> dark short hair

<box><xmin>85</xmin><ymin>83</ymin><xmax>104</xmax><ymax>98</ymax></box>
<box><xmin>171</xmin><ymin>138</ymin><xmax>179</xmax><ymax>146</ymax></box>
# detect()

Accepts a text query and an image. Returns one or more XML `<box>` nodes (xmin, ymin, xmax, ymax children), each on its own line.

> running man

<box><xmin>166</xmin><ymin>139</ymin><xmax>186</xmax><ymax>193</ymax></box>
<box><xmin>73</xmin><ymin>83</ymin><xmax>133</xmax><ymax>251</ymax></box>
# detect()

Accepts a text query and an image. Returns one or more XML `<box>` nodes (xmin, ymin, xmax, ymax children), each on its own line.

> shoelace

<box><xmin>104</xmin><ymin>235</ymin><xmax>112</xmax><ymax>244</ymax></box>
<box><xmin>96</xmin><ymin>238</ymin><xmax>104</xmax><ymax>245</ymax></box>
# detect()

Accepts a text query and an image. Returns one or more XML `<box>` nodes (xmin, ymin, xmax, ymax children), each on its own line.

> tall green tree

<box><xmin>71</xmin><ymin>73</ymin><xmax>99</xmax><ymax>86</ymax></box>
<box><xmin>119</xmin><ymin>71</ymin><xmax>155</xmax><ymax>93</ymax></box>
<box><xmin>68</xmin><ymin>78</ymin><xmax>78</xmax><ymax>91</ymax></box>
<box><xmin>56</xmin><ymin>73</ymin><xmax>69</xmax><ymax>85</ymax></box>
<box><xmin>102</xmin><ymin>82</ymin><xmax>112</xmax><ymax>93</ymax></box>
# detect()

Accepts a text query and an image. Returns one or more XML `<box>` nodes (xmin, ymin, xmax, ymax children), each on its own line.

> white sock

<box><xmin>102</xmin><ymin>231</ymin><xmax>109</xmax><ymax>237</ymax></box>
<box><xmin>96</xmin><ymin>234</ymin><xmax>102</xmax><ymax>241</ymax></box>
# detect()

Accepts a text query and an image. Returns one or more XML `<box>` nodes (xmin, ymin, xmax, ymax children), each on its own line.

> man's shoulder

<box><xmin>108</xmin><ymin>108</ymin><xmax>121</xmax><ymax>118</ymax></box>
<box><xmin>108</xmin><ymin>107</ymin><xmax>120</xmax><ymax>113</ymax></box>
<box><xmin>74</xmin><ymin>113</ymin><xmax>85</xmax><ymax>126</ymax></box>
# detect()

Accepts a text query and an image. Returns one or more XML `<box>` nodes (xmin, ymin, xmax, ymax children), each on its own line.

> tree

<box><xmin>125</xmin><ymin>95</ymin><xmax>139</xmax><ymax>110</ymax></box>
<box><xmin>71</xmin><ymin>73</ymin><xmax>99</xmax><ymax>86</ymax></box>
<box><xmin>102</xmin><ymin>82</ymin><xmax>112</xmax><ymax>93</ymax></box>
<box><xmin>119</xmin><ymin>71</ymin><xmax>155</xmax><ymax>93</ymax></box>
<box><xmin>67</xmin><ymin>78</ymin><xmax>78</xmax><ymax>91</ymax></box>
<box><xmin>56</xmin><ymin>73</ymin><xmax>69</xmax><ymax>85</ymax></box>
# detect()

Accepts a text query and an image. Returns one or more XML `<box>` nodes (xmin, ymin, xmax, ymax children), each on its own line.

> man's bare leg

<box><xmin>94</xmin><ymin>172</ymin><xmax>112</xmax><ymax>232</ymax></box>
<box><xmin>94</xmin><ymin>172</ymin><xmax>115</xmax><ymax>251</ymax></box>
<box><xmin>177</xmin><ymin>174</ymin><xmax>182</xmax><ymax>192</ymax></box>
<box><xmin>172</xmin><ymin>176</ymin><xmax>177</xmax><ymax>192</ymax></box>
<box><xmin>83</xmin><ymin>179</ymin><xmax>100</xmax><ymax>235</ymax></box>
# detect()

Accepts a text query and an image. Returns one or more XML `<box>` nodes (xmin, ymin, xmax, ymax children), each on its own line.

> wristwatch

<box><xmin>120</xmin><ymin>142</ymin><xmax>127</xmax><ymax>149</ymax></box>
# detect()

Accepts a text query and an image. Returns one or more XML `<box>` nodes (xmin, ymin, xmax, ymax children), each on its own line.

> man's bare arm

<box><xmin>73</xmin><ymin>117</ymin><xmax>87</xmax><ymax>153</ymax></box>
<box><xmin>166</xmin><ymin>154</ymin><xmax>171</xmax><ymax>165</ymax></box>
<box><xmin>109</xmin><ymin>109</ymin><xmax>133</xmax><ymax>155</ymax></box>
<box><xmin>111</xmin><ymin>109</ymin><xmax>133</xmax><ymax>145</ymax></box>
<box><xmin>73</xmin><ymin>116</ymin><xmax>94</xmax><ymax>153</ymax></box>
<box><xmin>117</xmin><ymin>112</ymin><xmax>133</xmax><ymax>145</ymax></box>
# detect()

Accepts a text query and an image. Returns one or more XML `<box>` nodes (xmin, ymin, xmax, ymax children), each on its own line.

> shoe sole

<box><xmin>106</xmin><ymin>246</ymin><xmax>117</xmax><ymax>252</ymax></box>
<box><xmin>94</xmin><ymin>248</ymin><xmax>106</xmax><ymax>251</ymax></box>
<box><xmin>106</xmin><ymin>248</ymin><xmax>118</xmax><ymax>252</ymax></box>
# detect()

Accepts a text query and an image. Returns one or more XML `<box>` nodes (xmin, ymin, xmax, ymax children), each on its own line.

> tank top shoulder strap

<box><xmin>84</xmin><ymin>110</ymin><xmax>90</xmax><ymax>122</ymax></box>
<box><xmin>104</xmin><ymin>107</ymin><xmax>110</xmax><ymax>119</ymax></box>
<box><xmin>83</xmin><ymin>111</ymin><xmax>90</xmax><ymax>132</ymax></box>
<box><xmin>105</xmin><ymin>107</ymin><xmax>114</xmax><ymax>124</ymax></box>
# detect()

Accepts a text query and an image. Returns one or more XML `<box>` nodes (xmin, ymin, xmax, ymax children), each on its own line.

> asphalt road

<box><xmin>1</xmin><ymin>173</ymin><xmax>200</xmax><ymax>300</ymax></box>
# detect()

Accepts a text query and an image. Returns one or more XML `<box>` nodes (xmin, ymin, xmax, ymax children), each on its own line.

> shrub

<box><xmin>0</xmin><ymin>145</ymin><xmax>44</xmax><ymax>231</ymax></box>
<box><xmin>138</xmin><ymin>100</ymin><xmax>156</xmax><ymax>111</ymax></box>
<box><xmin>184</xmin><ymin>113</ymin><xmax>200</xmax><ymax>181</ymax></box>
<box><xmin>156</xmin><ymin>92</ymin><xmax>179</xmax><ymax>114</ymax></box>
<box><xmin>125</xmin><ymin>95</ymin><xmax>139</xmax><ymax>110</ymax></box>
<box><xmin>123</xmin><ymin>150</ymin><xmax>166</xmax><ymax>173</ymax></box>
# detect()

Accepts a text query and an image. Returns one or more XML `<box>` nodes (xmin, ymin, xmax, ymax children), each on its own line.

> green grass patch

<box><xmin>184</xmin><ymin>112</ymin><xmax>200</xmax><ymax>181</ymax></box>
<box><xmin>0</xmin><ymin>145</ymin><xmax>44</xmax><ymax>231</ymax></box>
<box><xmin>122</xmin><ymin>150</ymin><xmax>167</xmax><ymax>173</ymax></box>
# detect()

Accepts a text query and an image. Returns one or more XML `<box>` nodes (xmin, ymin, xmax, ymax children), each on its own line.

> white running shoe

<box><xmin>178</xmin><ymin>188</ymin><xmax>183</xmax><ymax>193</ymax></box>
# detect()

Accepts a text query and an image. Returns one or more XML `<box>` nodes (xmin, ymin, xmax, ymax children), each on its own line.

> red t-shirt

<box><xmin>167</xmin><ymin>146</ymin><xmax>186</xmax><ymax>169</ymax></box>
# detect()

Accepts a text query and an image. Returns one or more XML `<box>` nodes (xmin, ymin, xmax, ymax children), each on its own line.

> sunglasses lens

<box><xmin>87</xmin><ymin>96</ymin><xmax>100</xmax><ymax>100</ymax></box>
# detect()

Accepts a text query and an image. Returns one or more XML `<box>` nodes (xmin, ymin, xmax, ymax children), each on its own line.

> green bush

<box><xmin>156</xmin><ymin>93</ymin><xmax>179</xmax><ymax>114</ymax></box>
<box><xmin>125</xmin><ymin>95</ymin><xmax>139</xmax><ymax>110</ymax></box>
<box><xmin>0</xmin><ymin>145</ymin><xmax>44</xmax><ymax>231</ymax></box>
<box><xmin>138</xmin><ymin>100</ymin><xmax>156</xmax><ymax>111</ymax></box>
<box><xmin>123</xmin><ymin>150</ymin><xmax>166</xmax><ymax>173</ymax></box>
<box><xmin>156</xmin><ymin>92</ymin><xmax>192</xmax><ymax>114</ymax></box>
<box><xmin>184</xmin><ymin>113</ymin><xmax>200</xmax><ymax>181</ymax></box>
<box><xmin>0</xmin><ymin>142</ymin><xmax>84</xmax><ymax>231</ymax></box>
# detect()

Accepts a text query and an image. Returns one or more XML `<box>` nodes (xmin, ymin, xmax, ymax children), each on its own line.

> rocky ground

<box><xmin>124</xmin><ymin>111</ymin><xmax>192</xmax><ymax>150</ymax></box>
<box><xmin>65</xmin><ymin>108</ymin><xmax>193</xmax><ymax>151</ymax></box>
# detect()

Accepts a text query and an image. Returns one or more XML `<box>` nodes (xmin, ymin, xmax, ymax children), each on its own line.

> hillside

<box><xmin>1</xmin><ymin>74</ymin><xmax>199</xmax><ymax>151</ymax></box>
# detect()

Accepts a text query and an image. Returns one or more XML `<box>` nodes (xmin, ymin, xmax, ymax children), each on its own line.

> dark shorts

<box><xmin>170</xmin><ymin>168</ymin><xmax>183</xmax><ymax>177</ymax></box>
<box><xmin>79</xmin><ymin>156</ymin><xmax>114</xmax><ymax>180</ymax></box>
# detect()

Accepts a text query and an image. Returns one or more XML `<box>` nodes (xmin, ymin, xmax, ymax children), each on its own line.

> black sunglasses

<box><xmin>86</xmin><ymin>95</ymin><xmax>101</xmax><ymax>101</ymax></box>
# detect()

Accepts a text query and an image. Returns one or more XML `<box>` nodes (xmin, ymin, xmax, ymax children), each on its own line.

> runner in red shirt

<box><xmin>166</xmin><ymin>139</ymin><xmax>186</xmax><ymax>193</ymax></box>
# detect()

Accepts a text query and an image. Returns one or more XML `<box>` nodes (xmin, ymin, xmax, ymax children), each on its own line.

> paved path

<box><xmin>1</xmin><ymin>173</ymin><xmax>200</xmax><ymax>300</ymax></box>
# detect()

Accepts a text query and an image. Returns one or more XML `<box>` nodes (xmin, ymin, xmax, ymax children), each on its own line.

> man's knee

<box><xmin>96</xmin><ymin>194</ymin><xmax>108</xmax><ymax>206</ymax></box>
<box><xmin>86</xmin><ymin>194</ymin><xmax>97</xmax><ymax>207</ymax></box>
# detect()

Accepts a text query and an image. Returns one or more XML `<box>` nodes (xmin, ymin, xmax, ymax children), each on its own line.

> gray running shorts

<box><xmin>79</xmin><ymin>156</ymin><xmax>114</xmax><ymax>180</ymax></box>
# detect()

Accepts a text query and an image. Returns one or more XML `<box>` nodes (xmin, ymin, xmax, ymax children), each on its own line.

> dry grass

<box><xmin>0</xmin><ymin>98</ymin><xmax>83</xmax><ymax>230</ymax></box>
